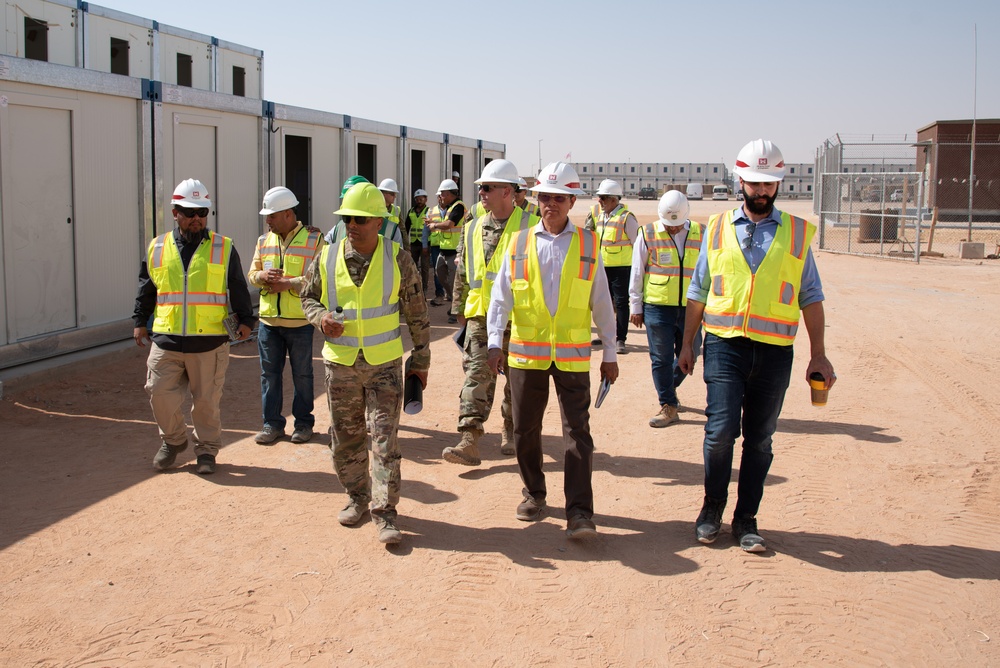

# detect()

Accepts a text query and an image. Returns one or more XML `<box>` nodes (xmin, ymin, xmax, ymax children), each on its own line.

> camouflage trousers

<box><xmin>409</xmin><ymin>245</ymin><xmax>432</xmax><ymax>298</ymax></box>
<box><xmin>324</xmin><ymin>355</ymin><xmax>402</xmax><ymax>522</ymax></box>
<box><xmin>458</xmin><ymin>316</ymin><xmax>512</xmax><ymax>435</ymax></box>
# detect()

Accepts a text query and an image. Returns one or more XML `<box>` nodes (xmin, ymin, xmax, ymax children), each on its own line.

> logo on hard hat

<box><xmin>548</xmin><ymin>174</ymin><xmax>557</xmax><ymax>181</ymax></box>
<box><xmin>757</xmin><ymin>159</ymin><xmax>768</xmax><ymax>168</ymax></box>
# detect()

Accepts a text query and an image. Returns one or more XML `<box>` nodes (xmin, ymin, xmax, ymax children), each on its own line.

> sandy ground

<box><xmin>2</xmin><ymin>199</ymin><xmax>999</xmax><ymax>666</ymax></box>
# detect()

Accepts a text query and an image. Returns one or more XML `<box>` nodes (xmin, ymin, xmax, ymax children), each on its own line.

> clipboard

<box><xmin>594</xmin><ymin>376</ymin><xmax>611</xmax><ymax>408</ymax></box>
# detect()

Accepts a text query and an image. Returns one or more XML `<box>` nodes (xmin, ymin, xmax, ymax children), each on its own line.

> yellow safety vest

<box><xmin>703</xmin><ymin>210</ymin><xmax>815</xmax><ymax>346</ymax></box>
<box><xmin>425</xmin><ymin>207</ymin><xmax>443</xmax><ymax>247</ymax></box>
<box><xmin>385</xmin><ymin>203</ymin><xmax>400</xmax><ymax>225</ymax></box>
<box><xmin>437</xmin><ymin>200</ymin><xmax>464</xmax><ymax>250</ymax></box>
<box><xmin>319</xmin><ymin>237</ymin><xmax>403</xmax><ymax>365</ymax></box>
<box><xmin>148</xmin><ymin>231</ymin><xmax>232</xmax><ymax>336</ymax></box>
<box><xmin>466</xmin><ymin>201</ymin><xmax>487</xmax><ymax>222</ymax></box>
<box><xmin>520</xmin><ymin>199</ymin><xmax>539</xmax><ymax>217</ymax></box>
<box><xmin>257</xmin><ymin>225</ymin><xmax>322</xmax><ymax>320</ymax></box>
<box><xmin>463</xmin><ymin>206</ymin><xmax>537</xmax><ymax>319</ymax></box>
<box><xmin>595</xmin><ymin>204</ymin><xmax>634</xmax><ymax>267</ymax></box>
<box><xmin>407</xmin><ymin>207</ymin><xmax>426</xmax><ymax>243</ymax></box>
<box><xmin>506</xmin><ymin>226</ymin><xmax>599</xmax><ymax>372</ymax></box>
<box><xmin>641</xmin><ymin>222</ymin><xmax>702</xmax><ymax>306</ymax></box>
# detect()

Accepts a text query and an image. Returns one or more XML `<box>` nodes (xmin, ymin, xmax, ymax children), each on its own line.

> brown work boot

<box><xmin>442</xmin><ymin>430</ymin><xmax>482</xmax><ymax>466</ymax></box>
<box><xmin>649</xmin><ymin>404</ymin><xmax>680</xmax><ymax>428</ymax></box>
<box><xmin>499</xmin><ymin>427</ymin><xmax>515</xmax><ymax>456</ymax></box>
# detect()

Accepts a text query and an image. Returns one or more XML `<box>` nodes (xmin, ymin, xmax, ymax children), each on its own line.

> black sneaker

<box><xmin>695</xmin><ymin>496</ymin><xmax>726</xmax><ymax>544</ymax></box>
<box><xmin>732</xmin><ymin>515</ymin><xmax>766</xmax><ymax>552</ymax></box>
<box><xmin>516</xmin><ymin>495</ymin><xmax>545</xmax><ymax>521</ymax></box>
<box><xmin>195</xmin><ymin>454</ymin><xmax>216</xmax><ymax>475</ymax></box>
<box><xmin>153</xmin><ymin>442</ymin><xmax>187</xmax><ymax>471</ymax></box>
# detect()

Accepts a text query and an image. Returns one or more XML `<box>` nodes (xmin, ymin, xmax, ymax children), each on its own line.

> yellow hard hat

<box><xmin>334</xmin><ymin>183</ymin><xmax>389</xmax><ymax>218</ymax></box>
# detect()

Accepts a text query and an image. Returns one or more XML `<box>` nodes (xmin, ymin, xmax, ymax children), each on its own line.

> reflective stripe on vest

<box><xmin>408</xmin><ymin>208</ymin><xmax>426</xmax><ymax>243</ymax></box>
<box><xmin>702</xmin><ymin>210</ymin><xmax>815</xmax><ymax>346</ymax></box>
<box><xmin>507</xmin><ymin>226</ymin><xmax>598</xmax><ymax>372</ymax></box>
<box><xmin>464</xmin><ymin>206</ymin><xmax>536</xmax><ymax>319</ymax></box>
<box><xmin>597</xmin><ymin>204</ymin><xmax>634</xmax><ymax>267</ymax></box>
<box><xmin>258</xmin><ymin>225</ymin><xmax>322</xmax><ymax>320</ymax></box>
<box><xmin>149</xmin><ymin>231</ymin><xmax>231</xmax><ymax>336</ymax></box>
<box><xmin>384</xmin><ymin>203</ymin><xmax>400</xmax><ymax>225</ymax></box>
<box><xmin>320</xmin><ymin>237</ymin><xmax>403</xmax><ymax>365</ymax></box>
<box><xmin>437</xmin><ymin>200</ymin><xmax>464</xmax><ymax>250</ymax></box>
<box><xmin>425</xmin><ymin>208</ymin><xmax>443</xmax><ymax>247</ymax></box>
<box><xmin>641</xmin><ymin>222</ymin><xmax>702</xmax><ymax>306</ymax></box>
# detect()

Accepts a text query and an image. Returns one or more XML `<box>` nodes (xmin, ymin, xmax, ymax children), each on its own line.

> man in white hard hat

<box><xmin>628</xmin><ymin>190</ymin><xmax>702</xmax><ymax>428</ymax></box>
<box><xmin>585</xmin><ymin>179</ymin><xmax>640</xmax><ymax>355</ymax></box>
<box><xmin>133</xmin><ymin>178</ymin><xmax>255</xmax><ymax>475</ymax></box>
<box><xmin>247</xmin><ymin>186</ymin><xmax>325</xmax><ymax>446</ymax></box>
<box><xmin>377</xmin><ymin>178</ymin><xmax>409</xmax><ymax>252</ymax></box>
<box><xmin>514</xmin><ymin>177</ymin><xmax>539</xmax><ymax>217</ymax></box>
<box><xmin>425</xmin><ymin>178</ymin><xmax>465</xmax><ymax>320</ymax></box>
<box><xmin>487</xmin><ymin>162</ymin><xmax>618</xmax><ymax>538</ymax></box>
<box><xmin>441</xmin><ymin>159</ymin><xmax>537</xmax><ymax>467</ymax></box>
<box><xmin>403</xmin><ymin>188</ymin><xmax>431</xmax><ymax>296</ymax></box>
<box><xmin>678</xmin><ymin>139</ymin><xmax>836</xmax><ymax>553</ymax></box>
<box><xmin>300</xmin><ymin>182</ymin><xmax>430</xmax><ymax>546</ymax></box>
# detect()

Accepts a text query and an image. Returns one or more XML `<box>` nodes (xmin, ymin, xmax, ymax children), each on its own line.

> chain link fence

<box><xmin>815</xmin><ymin>135</ymin><xmax>1000</xmax><ymax>260</ymax></box>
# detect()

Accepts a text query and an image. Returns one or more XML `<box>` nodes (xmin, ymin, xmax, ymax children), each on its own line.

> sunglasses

<box><xmin>742</xmin><ymin>222</ymin><xmax>757</xmax><ymax>250</ymax></box>
<box><xmin>537</xmin><ymin>193</ymin><xmax>570</xmax><ymax>204</ymax></box>
<box><xmin>598</xmin><ymin>195</ymin><xmax>615</xmax><ymax>201</ymax></box>
<box><xmin>344</xmin><ymin>216</ymin><xmax>374</xmax><ymax>226</ymax></box>
<box><xmin>478</xmin><ymin>183</ymin><xmax>509</xmax><ymax>193</ymax></box>
<box><xmin>176</xmin><ymin>207</ymin><xmax>209</xmax><ymax>218</ymax></box>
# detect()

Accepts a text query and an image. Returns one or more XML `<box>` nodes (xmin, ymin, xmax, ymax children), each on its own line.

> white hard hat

<box><xmin>517</xmin><ymin>177</ymin><xmax>528</xmax><ymax>187</ymax></box>
<box><xmin>437</xmin><ymin>179</ymin><xmax>459</xmax><ymax>193</ymax></box>
<box><xmin>733</xmin><ymin>138</ymin><xmax>786</xmax><ymax>182</ymax></box>
<box><xmin>531</xmin><ymin>162</ymin><xmax>585</xmax><ymax>195</ymax></box>
<box><xmin>475</xmin><ymin>159</ymin><xmax>520</xmax><ymax>185</ymax></box>
<box><xmin>452</xmin><ymin>171</ymin><xmax>460</xmax><ymax>178</ymax></box>
<box><xmin>657</xmin><ymin>190</ymin><xmax>690</xmax><ymax>225</ymax></box>
<box><xmin>259</xmin><ymin>186</ymin><xmax>299</xmax><ymax>215</ymax></box>
<box><xmin>414</xmin><ymin>188</ymin><xmax>428</xmax><ymax>198</ymax></box>
<box><xmin>596</xmin><ymin>179</ymin><xmax>623</xmax><ymax>197</ymax></box>
<box><xmin>377</xmin><ymin>178</ymin><xmax>399</xmax><ymax>194</ymax></box>
<box><xmin>172</xmin><ymin>178</ymin><xmax>211</xmax><ymax>208</ymax></box>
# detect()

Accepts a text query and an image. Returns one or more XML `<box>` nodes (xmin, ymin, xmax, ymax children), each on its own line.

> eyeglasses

<box><xmin>478</xmin><ymin>183</ymin><xmax>509</xmax><ymax>193</ymax></box>
<box><xmin>742</xmin><ymin>222</ymin><xmax>757</xmax><ymax>250</ymax></box>
<box><xmin>537</xmin><ymin>193</ymin><xmax>570</xmax><ymax>204</ymax></box>
<box><xmin>176</xmin><ymin>207</ymin><xmax>209</xmax><ymax>218</ymax></box>
<box><xmin>598</xmin><ymin>195</ymin><xmax>615</xmax><ymax>201</ymax></box>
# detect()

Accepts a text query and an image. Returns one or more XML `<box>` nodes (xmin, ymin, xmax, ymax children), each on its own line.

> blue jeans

<box><xmin>702</xmin><ymin>333</ymin><xmax>792</xmax><ymax>518</ymax></box>
<box><xmin>643</xmin><ymin>303</ymin><xmax>701</xmax><ymax>407</ymax></box>
<box><xmin>605</xmin><ymin>266</ymin><xmax>631</xmax><ymax>342</ymax></box>
<box><xmin>258</xmin><ymin>323</ymin><xmax>316</xmax><ymax>431</ymax></box>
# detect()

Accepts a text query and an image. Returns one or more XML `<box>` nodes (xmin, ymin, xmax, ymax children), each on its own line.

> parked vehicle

<box><xmin>712</xmin><ymin>185</ymin><xmax>729</xmax><ymax>200</ymax></box>
<box><xmin>686</xmin><ymin>183</ymin><xmax>704</xmax><ymax>200</ymax></box>
<box><xmin>638</xmin><ymin>186</ymin><xmax>656</xmax><ymax>200</ymax></box>
<box><xmin>890</xmin><ymin>189</ymin><xmax>907</xmax><ymax>202</ymax></box>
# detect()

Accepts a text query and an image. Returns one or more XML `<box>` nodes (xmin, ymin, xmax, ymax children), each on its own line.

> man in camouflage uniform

<box><xmin>442</xmin><ymin>160</ymin><xmax>536</xmax><ymax>466</ymax></box>
<box><xmin>301</xmin><ymin>182</ymin><xmax>430</xmax><ymax>545</ymax></box>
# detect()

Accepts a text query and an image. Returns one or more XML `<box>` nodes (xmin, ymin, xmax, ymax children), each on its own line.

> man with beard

<box><xmin>403</xmin><ymin>188</ymin><xmax>431</xmax><ymax>296</ymax></box>
<box><xmin>678</xmin><ymin>139</ymin><xmax>836</xmax><ymax>553</ymax></box>
<box><xmin>134</xmin><ymin>178</ymin><xmax>255</xmax><ymax>474</ymax></box>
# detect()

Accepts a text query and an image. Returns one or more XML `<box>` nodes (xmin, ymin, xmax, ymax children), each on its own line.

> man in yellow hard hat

<box><xmin>301</xmin><ymin>182</ymin><xmax>430</xmax><ymax>546</ymax></box>
<box><xmin>248</xmin><ymin>186</ymin><xmax>325</xmax><ymax>446</ymax></box>
<box><xmin>133</xmin><ymin>178</ymin><xmax>255</xmax><ymax>475</ymax></box>
<box><xmin>487</xmin><ymin>162</ymin><xmax>619</xmax><ymax>539</ymax></box>
<box><xmin>441</xmin><ymin>159</ymin><xmax>537</xmax><ymax>467</ymax></box>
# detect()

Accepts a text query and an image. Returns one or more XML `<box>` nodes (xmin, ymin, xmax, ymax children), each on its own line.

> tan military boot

<box><xmin>442</xmin><ymin>430</ymin><xmax>482</xmax><ymax>466</ymax></box>
<box><xmin>649</xmin><ymin>404</ymin><xmax>680</xmax><ymax>428</ymax></box>
<box><xmin>499</xmin><ymin>427</ymin><xmax>515</xmax><ymax>456</ymax></box>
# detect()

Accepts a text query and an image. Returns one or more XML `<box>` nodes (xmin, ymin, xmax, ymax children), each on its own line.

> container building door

<box><xmin>172</xmin><ymin>119</ymin><xmax>218</xmax><ymax>232</ymax></box>
<box><xmin>1</xmin><ymin>104</ymin><xmax>76</xmax><ymax>341</ymax></box>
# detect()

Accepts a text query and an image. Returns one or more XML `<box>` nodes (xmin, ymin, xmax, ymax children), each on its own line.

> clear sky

<box><xmin>108</xmin><ymin>0</ymin><xmax>997</xmax><ymax>174</ymax></box>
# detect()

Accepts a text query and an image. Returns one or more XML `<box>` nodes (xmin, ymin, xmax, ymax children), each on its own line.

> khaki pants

<box><xmin>145</xmin><ymin>343</ymin><xmax>230</xmax><ymax>457</ymax></box>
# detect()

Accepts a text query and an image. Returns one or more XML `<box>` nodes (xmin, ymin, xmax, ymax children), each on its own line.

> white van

<box><xmin>712</xmin><ymin>185</ymin><xmax>729</xmax><ymax>200</ymax></box>
<box><xmin>686</xmin><ymin>183</ymin><xmax>704</xmax><ymax>200</ymax></box>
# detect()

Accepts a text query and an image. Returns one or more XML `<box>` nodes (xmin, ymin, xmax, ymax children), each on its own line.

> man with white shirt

<box><xmin>486</xmin><ymin>162</ymin><xmax>619</xmax><ymax>539</ymax></box>
<box><xmin>629</xmin><ymin>190</ymin><xmax>702</xmax><ymax>428</ymax></box>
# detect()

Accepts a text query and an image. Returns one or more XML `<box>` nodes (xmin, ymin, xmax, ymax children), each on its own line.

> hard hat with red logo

<box><xmin>474</xmin><ymin>159</ymin><xmax>520</xmax><ymax>185</ymax></box>
<box><xmin>172</xmin><ymin>178</ymin><xmax>211</xmax><ymax>208</ymax></box>
<box><xmin>657</xmin><ymin>190</ymin><xmax>689</xmax><ymax>225</ymax></box>
<box><xmin>259</xmin><ymin>186</ymin><xmax>298</xmax><ymax>215</ymax></box>
<box><xmin>733</xmin><ymin>139</ymin><xmax>785</xmax><ymax>182</ymax></box>
<box><xmin>596</xmin><ymin>179</ymin><xmax>623</xmax><ymax>197</ymax></box>
<box><xmin>531</xmin><ymin>162</ymin><xmax>585</xmax><ymax>195</ymax></box>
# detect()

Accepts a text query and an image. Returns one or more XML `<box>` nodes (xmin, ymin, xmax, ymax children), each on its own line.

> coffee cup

<box><xmin>809</xmin><ymin>372</ymin><xmax>829</xmax><ymax>406</ymax></box>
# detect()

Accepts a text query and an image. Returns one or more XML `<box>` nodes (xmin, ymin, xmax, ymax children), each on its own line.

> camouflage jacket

<box><xmin>452</xmin><ymin>210</ymin><xmax>515</xmax><ymax>316</ymax></box>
